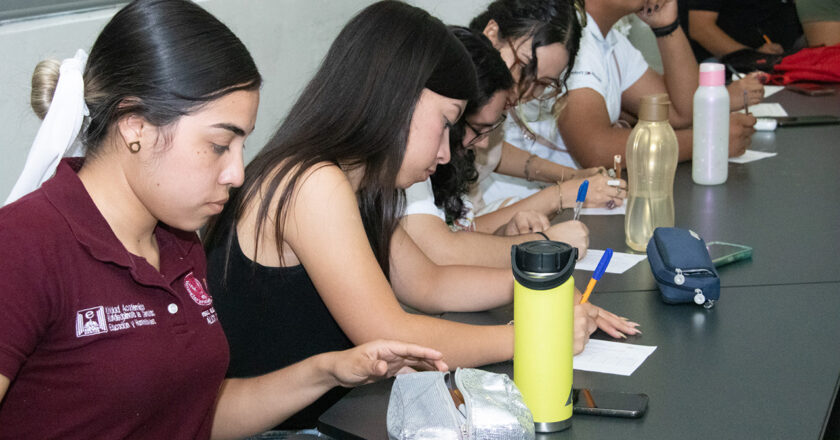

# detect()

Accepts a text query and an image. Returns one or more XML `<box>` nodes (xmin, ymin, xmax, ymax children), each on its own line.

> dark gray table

<box><xmin>572</xmin><ymin>91</ymin><xmax>840</xmax><ymax>294</ymax></box>
<box><xmin>318</xmin><ymin>90</ymin><xmax>840</xmax><ymax>439</ymax></box>
<box><xmin>320</xmin><ymin>284</ymin><xmax>840</xmax><ymax>440</ymax></box>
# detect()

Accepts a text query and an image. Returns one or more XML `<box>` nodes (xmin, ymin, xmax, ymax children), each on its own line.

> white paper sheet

<box><xmin>764</xmin><ymin>86</ymin><xmax>784</xmax><ymax>98</ymax></box>
<box><xmin>575</xmin><ymin>249</ymin><xmax>647</xmax><ymax>274</ymax></box>
<box><xmin>573</xmin><ymin>339</ymin><xmax>657</xmax><ymax>376</ymax></box>
<box><xmin>744</xmin><ymin>102</ymin><xmax>788</xmax><ymax>117</ymax></box>
<box><xmin>729</xmin><ymin>150</ymin><xmax>778</xmax><ymax>164</ymax></box>
<box><xmin>580</xmin><ymin>204</ymin><xmax>626</xmax><ymax>216</ymax></box>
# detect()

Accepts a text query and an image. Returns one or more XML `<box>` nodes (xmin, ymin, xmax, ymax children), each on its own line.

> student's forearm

<box><xmin>563</xmin><ymin>125</ymin><xmax>633</xmax><ymax>169</ymax></box>
<box><xmin>689</xmin><ymin>17</ymin><xmax>749</xmax><ymax>58</ymax></box>
<box><xmin>476</xmin><ymin>187</ymin><xmax>561</xmax><ymax>233</ymax></box>
<box><xmin>494</xmin><ymin>142</ymin><xmax>576</xmax><ymax>183</ymax></box>
<box><xmin>675</xmin><ymin>128</ymin><xmax>694</xmax><ymax>162</ymax></box>
<box><xmin>430</xmin><ymin>229</ymin><xmax>547</xmax><ymax>268</ymax></box>
<box><xmin>343</xmin><ymin>307</ymin><xmax>514</xmax><ymax>369</ymax></box>
<box><xmin>656</xmin><ymin>26</ymin><xmax>699</xmax><ymax>126</ymax></box>
<box><xmin>424</xmin><ymin>265</ymin><xmax>514</xmax><ymax>313</ymax></box>
<box><xmin>211</xmin><ymin>354</ymin><xmax>339</xmax><ymax>440</ymax></box>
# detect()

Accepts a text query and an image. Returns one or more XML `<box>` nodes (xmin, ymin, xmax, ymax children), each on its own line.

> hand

<box><xmin>573</xmin><ymin>303</ymin><xmax>598</xmax><ymax>354</ymax></box>
<box><xmin>572</xmin><ymin>166</ymin><xmax>608</xmax><ymax>179</ymax></box>
<box><xmin>635</xmin><ymin>0</ymin><xmax>677</xmax><ymax>28</ymax></box>
<box><xmin>578</xmin><ymin>175</ymin><xmax>627</xmax><ymax>209</ymax></box>
<box><xmin>327</xmin><ymin>340</ymin><xmax>448</xmax><ymax>388</ymax></box>
<box><xmin>579</xmin><ymin>302</ymin><xmax>641</xmax><ymax>339</ymax></box>
<box><xmin>728</xmin><ymin>73</ymin><xmax>766</xmax><ymax>109</ymax></box>
<box><xmin>502</xmin><ymin>210</ymin><xmax>551</xmax><ymax>236</ymax></box>
<box><xmin>728</xmin><ymin>112</ymin><xmax>757</xmax><ymax>157</ymax></box>
<box><xmin>545</xmin><ymin>220</ymin><xmax>589</xmax><ymax>260</ymax></box>
<box><xmin>757</xmin><ymin>41</ymin><xmax>784</xmax><ymax>55</ymax></box>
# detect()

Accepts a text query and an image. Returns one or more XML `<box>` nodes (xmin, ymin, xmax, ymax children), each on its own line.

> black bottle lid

<box><xmin>511</xmin><ymin>240</ymin><xmax>577</xmax><ymax>290</ymax></box>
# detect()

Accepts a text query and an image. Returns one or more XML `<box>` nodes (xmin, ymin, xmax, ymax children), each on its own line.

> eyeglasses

<box><xmin>507</xmin><ymin>40</ymin><xmax>563</xmax><ymax>104</ymax></box>
<box><xmin>464</xmin><ymin>113</ymin><xmax>507</xmax><ymax>147</ymax></box>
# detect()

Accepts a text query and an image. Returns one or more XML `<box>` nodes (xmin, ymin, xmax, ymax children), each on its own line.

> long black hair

<box><xmin>31</xmin><ymin>0</ymin><xmax>261</xmax><ymax>156</ymax></box>
<box><xmin>470</xmin><ymin>0</ymin><xmax>583</xmax><ymax>98</ymax></box>
<box><xmin>431</xmin><ymin>26</ymin><xmax>514</xmax><ymax>225</ymax></box>
<box><xmin>207</xmin><ymin>1</ymin><xmax>475</xmax><ymax>279</ymax></box>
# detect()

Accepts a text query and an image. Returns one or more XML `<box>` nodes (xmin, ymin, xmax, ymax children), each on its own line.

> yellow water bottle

<box><xmin>512</xmin><ymin>240</ymin><xmax>577</xmax><ymax>433</ymax></box>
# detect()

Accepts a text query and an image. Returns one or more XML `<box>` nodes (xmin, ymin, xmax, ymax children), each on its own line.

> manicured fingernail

<box><xmin>647</xmin><ymin>8</ymin><xmax>652</xmax><ymax>14</ymax></box>
<box><xmin>654</xmin><ymin>5</ymin><xmax>659</xmax><ymax>11</ymax></box>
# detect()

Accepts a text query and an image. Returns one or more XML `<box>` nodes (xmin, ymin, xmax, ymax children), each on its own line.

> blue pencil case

<box><xmin>647</xmin><ymin>227</ymin><xmax>720</xmax><ymax>308</ymax></box>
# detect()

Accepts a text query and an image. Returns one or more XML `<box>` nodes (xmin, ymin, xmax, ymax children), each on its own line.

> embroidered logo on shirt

<box><xmin>76</xmin><ymin>306</ymin><xmax>108</xmax><ymax>337</ymax></box>
<box><xmin>184</xmin><ymin>272</ymin><xmax>212</xmax><ymax>306</ymax></box>
<box><xmin>76</xmin><ymin>304</ymin><xmax>158</xmax><ymax>337</ymax></box>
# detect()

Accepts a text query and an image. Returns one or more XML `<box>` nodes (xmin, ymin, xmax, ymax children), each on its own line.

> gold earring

<box><xmin>128</xmin><ymin>141</ymin><xmax>141</xmax><ymax>153</ymax></box>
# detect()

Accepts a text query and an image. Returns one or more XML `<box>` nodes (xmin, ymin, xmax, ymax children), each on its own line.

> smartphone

<box><xmin>773</xmin><ymin>115</ymin><xmax>840</xmax><ymax>127</ymax></box>
<box><xmin>572</xmin><ymin>388</ymin><xmax>648</xmax><ymax>418</ymax></box>
<box><xmin>706</xmin><ymin>241</ymin><xmax>753</xmax><ymax>267</ymax></box>
<box><xmin>786</xmin><ymin>83</ymin><xmax>835</xmax><ymax>97</ymax></box>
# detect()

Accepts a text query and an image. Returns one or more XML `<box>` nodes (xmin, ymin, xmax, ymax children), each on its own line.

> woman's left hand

<box><xmin>501</xmin><ymin>210</ymin><xmax>551</xmax><ymax>236</ymax></box>
<box><xmin>328</xmin><ymin>340</ymin><xmax>448</xmax><ymax>388</ymax></box>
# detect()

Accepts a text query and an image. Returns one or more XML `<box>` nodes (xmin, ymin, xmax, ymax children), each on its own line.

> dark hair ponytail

<box><xmin>78</xmin><ymin>0</ymin><xmax>261</xmax><ymax>155</ymax></box>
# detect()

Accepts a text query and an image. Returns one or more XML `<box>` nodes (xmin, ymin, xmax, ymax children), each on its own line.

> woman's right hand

<box><xmin>573</xmin><ymin>303</ymin><xmax>599</xmax><ymax>354</ymax></box>
<box><xmin>757</xmin><ymin>41</ymin><xmax>784</xmax><ymax>55</ymax></box>
<box><xmin>546</xmin><ymin>220</ymin><xmax>589</xmax><ymax>259</ymax></box>
<box><xmin>579</xmin><ymin>174</ymin><xmax>626</xmax><ymax>209</ymax></box>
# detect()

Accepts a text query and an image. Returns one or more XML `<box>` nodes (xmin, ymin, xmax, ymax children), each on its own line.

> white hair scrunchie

<box><xmin>4</xmin><ymin>49</ymin><xmax>89</xmax><ymax>206</ymax></box>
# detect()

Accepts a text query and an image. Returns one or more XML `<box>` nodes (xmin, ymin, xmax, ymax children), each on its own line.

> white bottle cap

<box><xmin>699</xmin><ymin>63</ymin><xmax>725</xmax><ymax>87</ymax></box>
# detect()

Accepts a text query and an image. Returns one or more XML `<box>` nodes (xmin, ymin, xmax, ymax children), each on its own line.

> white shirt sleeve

<box><xmin>567</xmin><ymin>33</ymin><xmax>608</xmax><ymax>97</ymax></box>
<box><xmin>403</xmin><ymin>178</ymin><xmax>445</xmax><ymax>220</ymax></box>
<box><xmin>613</xmin><ymin>33</ymin><xmax>649</xmax><ymax>92</ymax></box>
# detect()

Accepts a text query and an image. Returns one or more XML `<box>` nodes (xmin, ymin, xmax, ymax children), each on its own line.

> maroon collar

<box><xmin>42</xmin><ymin>158</ymin><xmax>198</xmax><ymax>287</ymax></box>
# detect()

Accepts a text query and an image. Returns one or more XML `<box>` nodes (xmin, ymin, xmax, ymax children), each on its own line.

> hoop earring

<box><xmin>128</xmin><ymin>141</ymin><xmax>141</xmax><ymax>153</ymax></box>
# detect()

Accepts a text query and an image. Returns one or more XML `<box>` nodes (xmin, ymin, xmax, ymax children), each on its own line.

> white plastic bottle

<box><xmin>692</xmin><ymin>63</ymin><xmax>730</xmax><ymax>185</ymax></box>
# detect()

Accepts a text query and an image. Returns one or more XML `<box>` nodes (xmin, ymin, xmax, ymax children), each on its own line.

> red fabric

<box><xmin>0</xmin><ymin>159</ymin><xmax>228</xmax><ymax>439</ymax></box>
<box><xmin>768</xmin><ymin>44</ymin><xmax>840</xmax><ymax>84</ymax></box>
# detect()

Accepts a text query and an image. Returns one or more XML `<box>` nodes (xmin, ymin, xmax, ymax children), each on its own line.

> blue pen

<box><xmin>573</xmin><ymin>180</ymin><xmax>589</xmax><ymax>221</ymax></box>
<box><xmin>580</xmin><ymin>248</ymin><xmax>613</xmax><ymax>304</ymax></box>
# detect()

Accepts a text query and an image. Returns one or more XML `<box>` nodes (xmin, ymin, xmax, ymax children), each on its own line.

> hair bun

<box><xmin>31</xmin><ymin>59</ymin><xmax>61</xmax><ymax>120</ymax></box>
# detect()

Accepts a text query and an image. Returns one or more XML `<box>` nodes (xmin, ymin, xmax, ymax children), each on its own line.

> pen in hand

<box><xmin>573</xmin><ymin>180</ymin><xmax>589</xmax><ymax>221</ymax></box>
<box><xmin>744</xmin><ymin>89</ymin><xmax>750</xmax><ymax>115</ymax></box>
<box><xmin>580</xmin><ymin>248</ymin><xmax>613</xmax><ymax>304</ymax></box>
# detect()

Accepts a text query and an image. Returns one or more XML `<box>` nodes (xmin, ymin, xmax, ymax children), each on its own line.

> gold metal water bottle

<box><xmin>512</xmin><ymin>240</ymin><xmax>577</xmax><ymax>432</ymax></box>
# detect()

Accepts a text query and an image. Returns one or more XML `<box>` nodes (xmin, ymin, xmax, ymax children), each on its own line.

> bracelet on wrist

<box><xmin>651</xmin><ymin>18</ymin><xmax>679</xmax><ymax>38</ymax></box>
<box><xmin>556</xmin><ymin>180</ymin><xmax>565</xmax><ymax>213</ymax></box>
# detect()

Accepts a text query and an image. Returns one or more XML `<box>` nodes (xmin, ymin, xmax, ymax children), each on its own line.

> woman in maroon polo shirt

<box><xmin>0</xmin><ymin>1</ymin><xmax>446</xmax><ymax>439</ymax></box>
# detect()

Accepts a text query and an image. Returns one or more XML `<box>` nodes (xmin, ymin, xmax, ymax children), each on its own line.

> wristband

<box><xmin>651</xmin><ymin>18</ymin><xmax>679</xmax><ymax>38</ymax></box>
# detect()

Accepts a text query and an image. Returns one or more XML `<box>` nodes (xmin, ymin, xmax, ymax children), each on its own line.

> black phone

<box><xmin>572</xmin><ymin>388</ymin><xmax>648</xmax><ymax>418</ymax></box>
<box><xmin>786</xmin><ymin>83</ymin><xmax>835</xmax><ymax>97</ymax></box>
<box><xmin>773</xmin><ymin>115</ymin><xmax>840</xmax><ymax>127</ymax></box>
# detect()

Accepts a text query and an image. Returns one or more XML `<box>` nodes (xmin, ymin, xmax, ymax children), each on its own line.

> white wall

<box><xmin>0</xmin><ymin>0</ymin><xmax>657</xmax><ymax>201</ymax></box>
